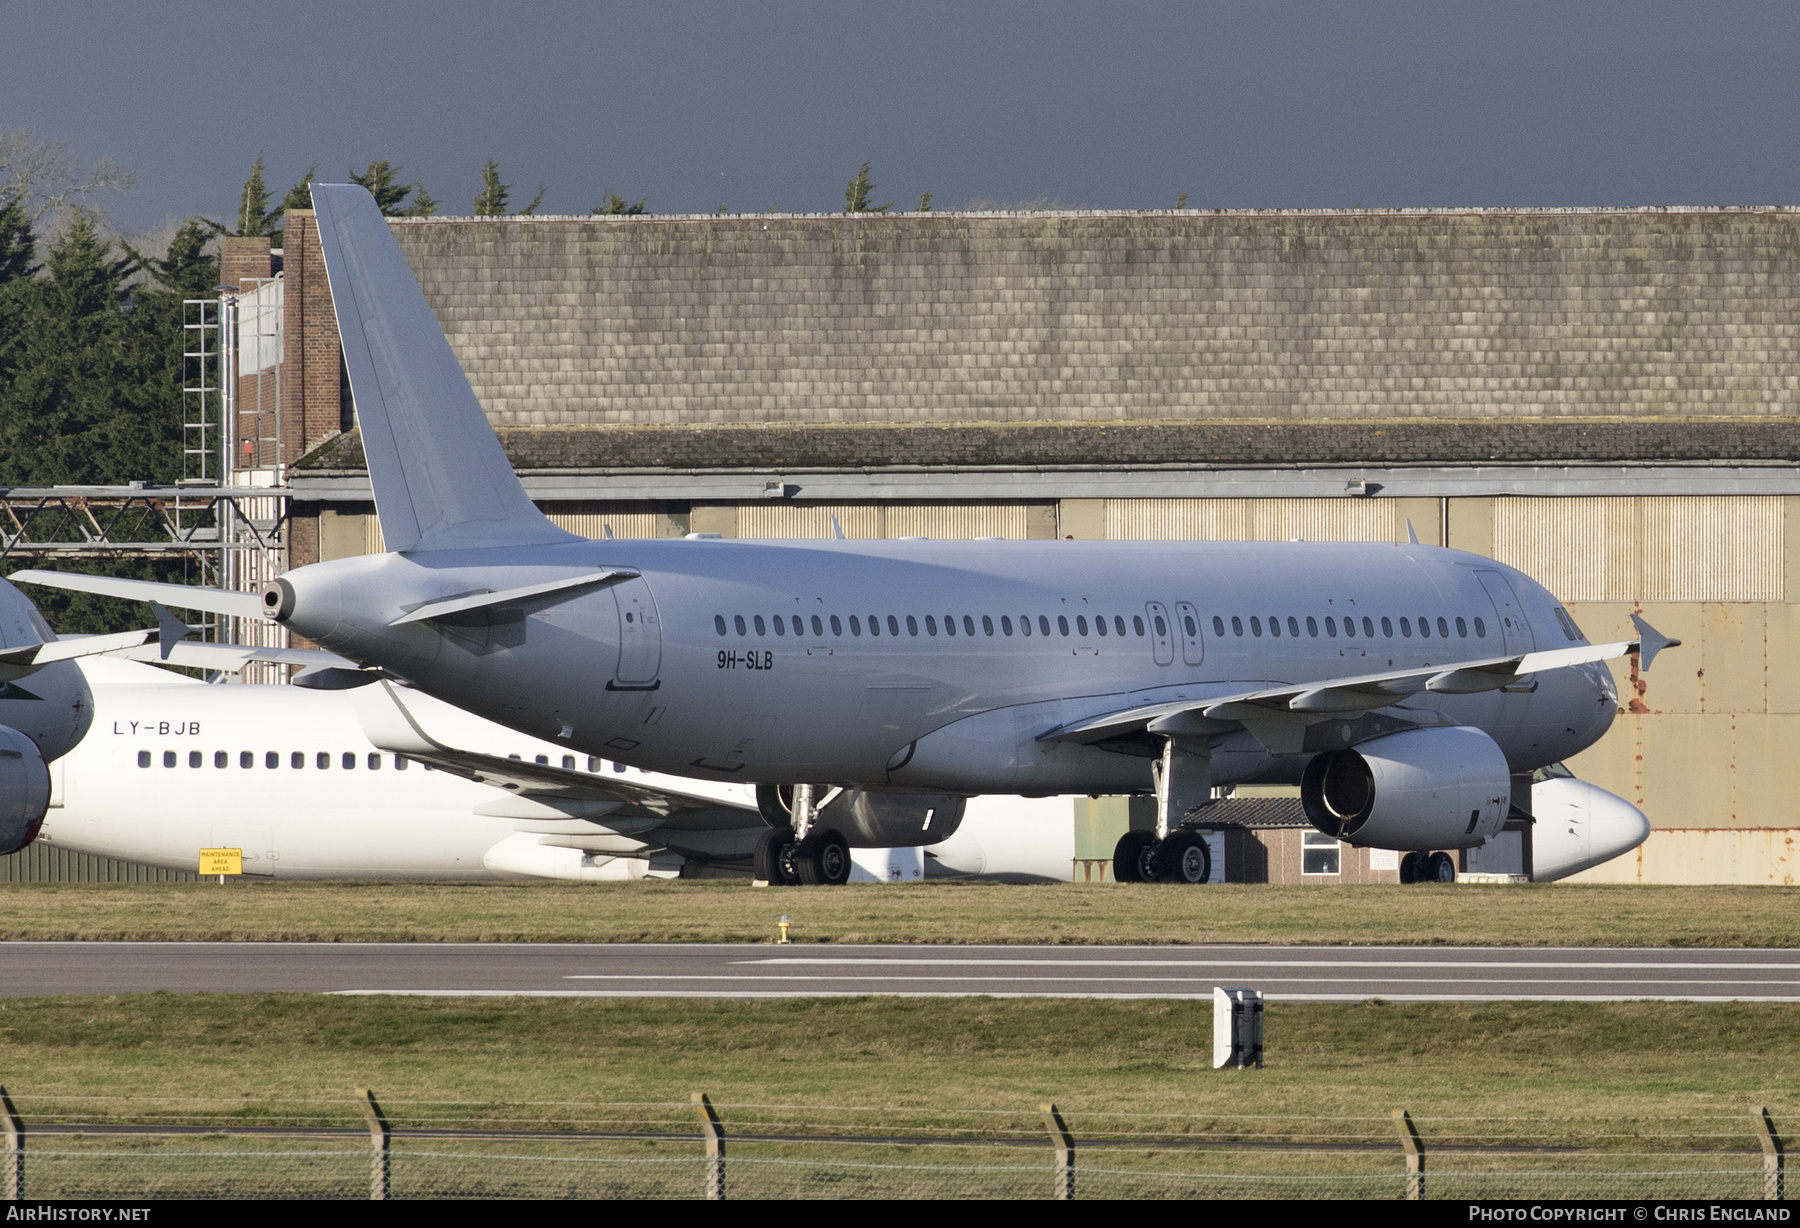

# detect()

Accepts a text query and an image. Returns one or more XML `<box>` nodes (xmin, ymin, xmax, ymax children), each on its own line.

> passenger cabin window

<box><xmin>188</xmin><ymin>750</ymin><xmax>202</xmax><ymax>768</ymax></box>
<box><xmin>1076</xmin><ymin>616</ymin><xmax>1088</xmax><ymax>636</ymax></box>
<box><xmin>753</xmin><ymin>615</ymin><xmax>766</xmax><ymax>636</ymax></box>
<box><xmin>1250</xmin><ymin>617</ymin><xmax>1262</xmax><ymax>637</ymax></box>
<box><xmin>1474</xmin><ymin>617</ymin><xmax>1487</xmax><ymax>637</ymax></box>
<box><xmin>137</xmin><ymin>750</ymin><xmax>151</xmax><ymax>768</ymax></box>
<box><xmin>1306</xmin><ymin>616</ymin><xmax>1318</xmax><ymax>637</ymax></box>
<box><xmin>291</xmin><ymin>751</ymin><xmax>305</xmax><ymax>769</ymax></box>
<box><xmin>964</xmin><ymin>615</ymin><xmax>976</xmax><ymax>636</ymax></box>
<box><xmin>893</xmin><ymin>616</ymin><xmax>904</xmax><ymax>636</ymax></box>
<box><xmin>1267</xmin><ymin>616</ymin><xmax>1279</xmax><ymax>638</ymax></box>
<box><xmin>1362</xmin><ymin>617</ymin><xmax>1375</xmax><ymax>637</ymax></box>
<box><xmin>772</xmin><ymin>616</ymin><xmax>785</xmax><ymax>636</ymax></box>
<box><xmin>983</xmin><ymin>615</ymin><xmax>995</xmax><ymax>636</ymax></box>
<box><xmin>1133</xmin><ymin>615</ymin><xmax>1145</xmax><ymax>636</ymax></box>
<box><xmin>1002</xmin><ymin>616</ymin><xmax>1014</xmax><ymax>636</ymax></box>
<box><xmin>1456</xmin><ymin>616</ymin><xmax>1468</xmax><ymax>637</ymax></box>
<box><xmin>926</xmin><ymin>616</ymin><xmax>938</xmax><ymax>636</ymax></box>
<box><xmin>1057</xmin><ymin>616</ymin><xmax>1070</xmax><ymax>636</ymax></box>
<box><xmin>1438</xmin><ymin>617</ymin><xmax>1450</xmax><ymax>638</ymax></box>
<box><xmin>1400</xmin><ymin>617</ymin><xmax>1412</xmax><ymax>637</ymax></box>
<box><xmin>1381</xmin><ymin>617</ymin><xmax>1394</xmax><ymax>637</ymax></box>
<box><xmin>734</xmin><ymin>615</ymin><xmax>747</xmax><ymax>636</ymax></box>
<box><xmin>824</xmin><ymin>615</ymin><xmax>835</xmax><ymax>636</ymax></box>
<box><xmin>369</xmin><ymin>753</ymin><xmax>383</xmax><ymax>770</ymax></box>
<box><xmin>714</xmin><ymin>615</ymin><xmax>727</xmax><ymax>635</ymax></box>
<box><xmin>214</xmin><ymin>751</ymin><xmax>228</xmax><ymax>768</ymax></box>
<box><xmin>1288</xmin><ymin>616</ymin><xmax>1300</xmax><ymax>637</ymax></box>
<box><xmin>240</xmin><ymin>751</ymin><xmax>253</xmax><ymax>769</ymax></box>
<box><xmin>1115</xmin><ymin>616</ymin><xmax>1127</xmax><ymax>636</ymax></box>
<box><xmin>1213</xmin><ymin>616</ymin><xmax>1225</xmax><ymax>636</ymax></box>
<box><xmin>267</xmin><ymin>751</ymin><xmax>279</xmax><ymax>769</ymax></box>
<box><xmin>1040</xmin><ymin>616</ymin><xmax>1052</xmax><ymax>636</ymax></box>
<box><xmin>343</xmin><ymin>752</ymin><xmax>357</xmax><ymax>769</ymax></box>
<box><xmin>316</xmin><ymin>752</ymin><xmax>331</xmax><ymax>770</ymax></box>
<box><xmin>1227</xmin><ymin>616</ymin><xmax>1238</xmax><ymax>636</ymax></box>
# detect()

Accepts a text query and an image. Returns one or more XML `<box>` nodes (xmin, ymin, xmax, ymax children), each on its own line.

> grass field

<box><xmin>0</xmin><ymin>995</ymin><xmax>1793</xmax><ymax>1153</ymax></box>
<box><xmin>0</xmin><ymin>878</ymin><xmax>1796</xmax><ymax>945</ymax></box>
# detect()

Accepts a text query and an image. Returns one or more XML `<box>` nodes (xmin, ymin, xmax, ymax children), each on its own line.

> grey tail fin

<box><xmin>310</xmin><ymin>184</ymin><xmax>575</xmax><ymax>553</ymax></box>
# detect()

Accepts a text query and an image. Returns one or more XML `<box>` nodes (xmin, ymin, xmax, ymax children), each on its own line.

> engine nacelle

<box><xmin>0</xmin><ymin>724</ymin><xmax>51</xmax><ymax>855</ymax></box>
<box><xmin>1302</xmin><ymin>726</ymin><xmax>1510</xmax><ymax>851</ymax></box>
<box><xmin>757</xmin><ymin>784</ymin><xmax>965</xmax><ymax>847</ymax></box>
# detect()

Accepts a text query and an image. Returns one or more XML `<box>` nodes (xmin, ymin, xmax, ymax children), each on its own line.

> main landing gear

<box><xmin>1399</xmin><ymin>851</ymin><xmax>1457</xmax><ymax>884</ymax></box>
<box><xmin>1114</xmin><ymin>737</ymin><xmax>1217</xmax><ymax>884</ymax></box>
<box><xmin>1112</xmin><ymin>828</ymin><xmax>1213</xmax><ymax>884</ymax></box>
<box><xmin>755</xmin><ymin>783</ymin><xmax>853</xmax><ymax>886</ymax></box>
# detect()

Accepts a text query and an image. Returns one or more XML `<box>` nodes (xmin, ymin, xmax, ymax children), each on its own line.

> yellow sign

<box><xmin>199</xmin><ymin>848</ymin><xmax>243</xmax><ymax>876</ymax></box>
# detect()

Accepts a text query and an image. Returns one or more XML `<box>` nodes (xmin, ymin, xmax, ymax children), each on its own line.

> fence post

<box><xmin>1</xmin><ymin>1085</ymin><xmax>21</xmax><ymax>1201</ymax></box>
<box><xmin>1755</xmin><ymin>1106</ymin><xmax>1784</xmax><ymax>1201</ymax></box>
<box><xmin>357</xmin><ymin>1088</ymin><xmax>390</xmax><ymax>1201</ymax></box>
<box><xmin>693</xmin><ymin>1092</ymin><xmax>725</xmax><ymax>1200</ymax></box>
<box><xmin>1393</xmin><ymin>1108</ymin><xmax>1424</xmax><ymax>1200</ymax></box>
<box><xmin>1041</xmin><ymin>1102</ymin><xmax>1075</xmax><ymax>1200</ymax></box>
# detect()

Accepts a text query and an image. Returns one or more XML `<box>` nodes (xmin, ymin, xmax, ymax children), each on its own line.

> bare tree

<box><xmin>0</xmin><ymin>129</ymin><xmax>134</xmax><ymax>229</ymax></box>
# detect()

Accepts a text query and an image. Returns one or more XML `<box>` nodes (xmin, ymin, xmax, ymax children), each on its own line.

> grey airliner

<box><xmin>15</xmin><ymin>184</ymin><xmax>1674</xmax><ymax>887</ymax></box>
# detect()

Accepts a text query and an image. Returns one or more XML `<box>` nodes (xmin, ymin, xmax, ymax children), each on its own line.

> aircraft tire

<box><xmin>1398</xmin><ymin>852</ymin><xmax>1420</xmax><ymax>884</ymax></box>
<box><xmin>1426</xmin><ymin>851</ymin><xmax>1457</xmax><ymax>883</ymax></box>
<box><xmin>1112</xmin><ymin>830</ymin><xmax>1158</xmax><ymax>883</ymax></box>
<box><xmin>755</xmin><ymin>827</ymin><xmax>801</xmax><ymax>885</ymax></box>
<box><xmin>795</xmin><ymin>830</ymin><xmax>852</xmax><ymax>886</ymax></box>
<box><xmin>1157</xmin><ymin>830</ymin><xmax>1212</xmax><ymax>884</ymax></box>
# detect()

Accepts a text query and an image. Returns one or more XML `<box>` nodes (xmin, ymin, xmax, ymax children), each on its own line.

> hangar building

<box><xmin>208</xmin><ymin>205</ymin><xmax>1800</xmax><ymax>883</ymax></box>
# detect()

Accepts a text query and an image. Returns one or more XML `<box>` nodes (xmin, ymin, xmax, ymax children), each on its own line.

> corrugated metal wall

<box><xmin>738</xmin><ymin>504</ymin><xmax>1033</xmax><ymax>540</ymax></box>
<box><xmin>1</xmin><ymin>843</ymin><xmax>195</xmax><ymax>883</ymax></box>
<box><xmin>1493</xmin><ymin>496</ymin><xmax>1785</xmax><ymax>602</ymax></box>
<box><xmin>1103</xmin><ymin>498</ymin><xmax>1401</xmax><ymax>542</ymax></box>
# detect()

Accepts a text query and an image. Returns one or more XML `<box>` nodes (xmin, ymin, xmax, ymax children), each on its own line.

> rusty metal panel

<box><xmin>1767</xmin><ymin>603</ymin><xmax>1800</xmax><ymax>714</ymax></box>
<box><xmin>1104</xmin><ymin>499</ymin><xmax>1398</xmax><ymax>542</ymax></box>
<box><xmin>1698</xmin><ymin>604</ymin><xmax>1766</xmax><ymax>715</ymax></box>
<box><xmin>1563</xmin><ymin>828</ymin><xmax>1800</xmax><ymax>885</ymax></box>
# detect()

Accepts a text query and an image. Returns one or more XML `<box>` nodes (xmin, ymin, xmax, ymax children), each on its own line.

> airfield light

<box><xmin>777</xmin><ymin>915</ymin><xmax>792</xmax><ymax>945</ymax></box>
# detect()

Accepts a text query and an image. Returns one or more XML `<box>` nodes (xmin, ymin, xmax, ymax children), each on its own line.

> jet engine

<box><xmin>757</xmin><ymin>784</ymin><xmax>965</xmax><ymax>847</ymax></box>
<box><xmin>0</xmin><ymin>724</ymin><xmax>51</xmax><ymax>855</ymax></box>
<box><xmin>1301</xmin><ymin>726</ymin><xmax>1510</xmax><ymax>851</ymax></box>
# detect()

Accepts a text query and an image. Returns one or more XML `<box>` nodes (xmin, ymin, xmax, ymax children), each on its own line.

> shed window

<box><xmin>1302</xmin><ymin>831</ymin><xmax>1342</xmax><ymax>876</ymax></box>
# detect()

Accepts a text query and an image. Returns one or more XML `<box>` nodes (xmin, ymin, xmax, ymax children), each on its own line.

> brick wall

<box><xmin>278</xmin><ymin>211</ymin><xmax>342</xmax><ymax>467</ymax></box>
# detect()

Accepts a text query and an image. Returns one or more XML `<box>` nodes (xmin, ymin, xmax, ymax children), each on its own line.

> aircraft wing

<box><xmin>352</xmin><ymin>680</ymin><xmax>755</xmax><ymax>822</ymax></box>
<box><xmin>1045</xmin><ymin>615</ymin><xmax>1678</xmax><ymax>755</ymax></box>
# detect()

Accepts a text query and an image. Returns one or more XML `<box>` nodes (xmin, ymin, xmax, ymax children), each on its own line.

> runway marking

<box><xmin>563</xmin><ymin>974</ymin><xmax>1800</xmax><ymax>986</ymax></box>
<box><xmin>329</xmin><ymin>990</ymin><xmax>1800</xmax><ymax>1002</ymax></box>
<box><xmin>739</xmin><ymin>958</ymin><xmax>1800</xmax><ymax>970</ymax></box>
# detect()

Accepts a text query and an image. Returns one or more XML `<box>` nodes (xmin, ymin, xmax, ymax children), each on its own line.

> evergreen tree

<box><xmin>281</xmin><ymin>167</ymin><xmax>317</xmax><ymax>214</ymax></box>
<box><xmin>236</xmin><ymin>154</ymin><xmax>280</xmax><ymax>236</ymax></box>
<box><xmin>473</xmin><ymin>161</ymin><xmax>546</xmax><ymax>217</ymax></box>
<box><xmin>844</xmin><ymin>162</ymin><xmax>891</xmax><ymax>213</ymax></box>
<box><xmin>592</xmin><ymin>190</ymin><xmax>648</xmax><ymax>216</ymax></box>
<box><xmin>348</xmin><ymin>161</ymin><xmax>436</xmax><ymax>217</ymax></box>
<box><xmin>916</xmin><ymin>192</ymin><xmax>933</xmax><ymax>214</ymax></box>
<box><xmin>0</xmin><ymin>193</ymin><xmax>34</xmax><ymax>285</ymax></box>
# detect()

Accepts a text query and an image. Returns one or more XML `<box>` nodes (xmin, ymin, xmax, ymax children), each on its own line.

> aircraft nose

<box><xmin>1589</xmin><ymin>788</ymin><xmax>1651</xmax><ymax>861</ymax></box>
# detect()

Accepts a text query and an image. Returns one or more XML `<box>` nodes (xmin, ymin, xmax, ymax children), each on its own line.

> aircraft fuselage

<box><xmin>276</xmin><ymin>537</ymin><xmax>1617</xmax><ymax>795</ymax></box>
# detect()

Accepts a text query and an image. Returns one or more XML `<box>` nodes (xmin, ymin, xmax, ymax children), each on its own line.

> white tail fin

<box><xmin>310</xmin><ymin>184</ymin><xmax>574</xmax><ymax>553</ymax></box>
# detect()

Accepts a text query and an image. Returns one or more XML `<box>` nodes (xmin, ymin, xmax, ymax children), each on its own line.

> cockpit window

<box><xmin>1553</xmin><ymin>607</ymin><xmax>1583</xmax><ymax>642</ymax></box>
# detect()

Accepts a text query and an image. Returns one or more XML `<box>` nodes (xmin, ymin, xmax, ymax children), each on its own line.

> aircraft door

<box><xmin>612</xmin><ymin>577</ymin><xmax>663</xmax><ymax>687</ymax></box>
<box><xmin>1173</xmin><ymin>602</ymin><xmax>1205</xmax><ymax>666</ymax></box>
<box><xmin>1475</xmin><ymin>571</ymin><xmax>1537</xmax><ymax>656</ymax></box>
<box><xmin>1145</xmin><ymin>603</ymin><xmax>1174</xmax><ymax>666</ymax></box>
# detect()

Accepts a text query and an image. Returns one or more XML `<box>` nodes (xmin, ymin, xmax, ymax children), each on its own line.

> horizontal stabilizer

<box><xmin>9</xmin><ymin>570</ymin><xmax>264</xmax><ymax>619</ymax></box>
<box><xmin>310</xmin><ymin>184</ymin><xmax>576</xmax><ymax>554</ymax></box>
<box><xmin>390</xmin><ymin>570</ymin><xmax>635</xmax><ymax>626</ymax></box>
<box><xmin>114</xmin><ymin>641</ymin><xmax>360</xmax><ymax>673</ymax></box>
<box><xmin>352</xmin><ymin>681</ymin><xmax>756</xmax><ymax>820</ymax></box>
<box><xmin>0</xmin><ymin>628</ymin><xmax>156</xmax><ymax>666</ymax></box>
<box><xmin>1629</xmin><ymin>613</ymin><xmax>1681</xmax><ymax>672</ymax></box>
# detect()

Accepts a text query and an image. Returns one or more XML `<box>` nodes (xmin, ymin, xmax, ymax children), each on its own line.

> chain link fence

<box><xmin>0</xmin><ymin>1089</ymin><xmax>1789</xmax><ymax>1200</ymax></box>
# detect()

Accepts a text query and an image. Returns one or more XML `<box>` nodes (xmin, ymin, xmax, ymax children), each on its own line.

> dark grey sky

<box><xmin>7</xmin><ymin>1</ymin><xmax>1800</xmax><ymax>234</ymax></box>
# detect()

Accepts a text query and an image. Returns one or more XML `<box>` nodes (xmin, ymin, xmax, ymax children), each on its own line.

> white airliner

<box><xmin>14</xmin><ymin>183</ymin><xmax>1677</xmax><ymax>888</ymax></box>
